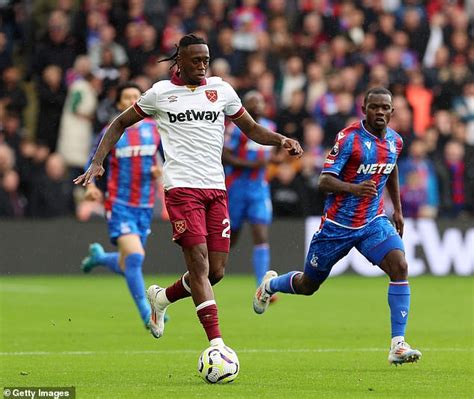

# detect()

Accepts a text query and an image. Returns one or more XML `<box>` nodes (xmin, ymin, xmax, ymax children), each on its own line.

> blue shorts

<box><xmin>106</xmin><ymin>202</ymin><xmax>153</xmax><ymax>246</ymax></box>
<box><xmin>304</xmin><ymin>216</ymin><xmax>405</xmax><ymax>284</ymax></box>
<box><xmin>227</xmin><ymin>180</ymin><xmax>272</xmax><ymax>231</ymax></box>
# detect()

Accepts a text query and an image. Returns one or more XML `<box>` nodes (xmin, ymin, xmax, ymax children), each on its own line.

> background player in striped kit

<box><xmin>253</xmin><ymin>87</ymin><xmax>422</xmax><ymax>365</ymax></box>
<box><xmin>80</xmin><ymin>82</ymin><xmax>163</xmax><ymax>329</ymax></box>
<box><xmin>74</xmin><ymin>34</ymin><xmax>303</xmax><ymax>351</ymax></box>
<box><xmin>223</xmin><ymin>90</ymin><xmax>280</xmax><ymax>288</ymax></box>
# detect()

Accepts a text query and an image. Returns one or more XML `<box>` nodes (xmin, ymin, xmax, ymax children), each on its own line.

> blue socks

<box><xmin>124</xmin><ymin>253</ymin><xmax>151</xmax><ymax>325</ymax></box>
<box><xmin>388</xmin><ymin>281</ymin><xmax>410</xmax><ymax>338</ymax></box>
<box><xmin>97</xmin><ymin>252</ymin><xmax>123</xmax><ymax>275</ymax></box>
<box><xmin>253</xmin><ymin>244</ymin><xmax>270</xmax><ymax>286</ymax></box>
<box><xmin>269</xmin><ymin>272</ymin><xmax>301</xmax><ymax>294</ymax></box>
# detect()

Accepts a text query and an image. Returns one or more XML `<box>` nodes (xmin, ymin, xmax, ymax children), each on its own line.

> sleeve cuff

<box><xmin>133</xmin><ymin>102</ymin><xmax>150</xmax><ymax>117</ymax></box>
<box><xmin>228</xmin><ymin>106</ymin><xmax>245</xmax><ymax>120</ymax></box>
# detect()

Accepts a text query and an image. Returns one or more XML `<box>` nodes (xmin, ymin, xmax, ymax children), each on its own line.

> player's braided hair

<box><xmin>158</xmin><ymin>34</ymin><xmax>207</xmax><ymax>70</ymax></box>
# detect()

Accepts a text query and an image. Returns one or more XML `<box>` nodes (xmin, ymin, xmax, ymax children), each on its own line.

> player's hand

<box><xmin>281</xmin><ymin>138</ymin><xmax>303</xmax><ymax>158</ymax></box>
<box><xmin>151</xmin><ymin>165</ymin><xmax>162</xmax><ymax>179</ymax></box>
<box><xmin>392</xmin><ymin>210</ymin><xmax>404</xmax><ymax>237</ymax></box>
<box><xmin>352</xmin><ymin>180</ymin><xmax>377</xmax><ymax>197</ymax></box>
<box><xmin>84</xmin><ymin>183</ymin><xmax>103</xmax><ymax>202</ymax></box>
<box><xmin>73</xmin><ymin>160</ymin><xmax>105</xmax><ymax>186</ymax></box>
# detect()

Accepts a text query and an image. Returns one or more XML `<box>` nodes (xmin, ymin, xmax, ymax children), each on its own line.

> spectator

<box><xmin>27</xmin><ymin>153</ymin><xmax>74</xmax><ymax>218</ymax></box>
<box><xmin>0</xmin><ymin>66</ymin><xmax>27</xmax><ymax>120</ymax></box>
<box><xmin>406</xmin><ymin>69</ymin><xmax>433</xmax><ymax>135</ymax></box>
<box><xmin>279</xmin><ymin>56</ymin><xmax>306</xmax><ymax>108</ymax></box>
<box><xmin>0</xmin><ymin>169</ymin><xmax>25</xmax><ymax>217</ymax></box>
<box><xmin>300</xmin><ymin>122</ymin><xmax>325</xmax><ymax>216</ymax></box>
<box><xmin>277</xmin><ymin>90</ymin><xmax>310</xmax><ymax>144</ymax></box>
<box><xmin>0</xmin><ymin>112</ymin><xmax>24</xmax><ymax>157</ymax></box>
<box><xmin>31</xmin><ymin>10</ymin><xmax>80</xmax><ymax>78</ymax></box>
<box><xmin>36</xmin><ymin>65</ymin><xmax>67</xmax><ymax>152</ymax></box>
<box><xmin>305</xmin><ymin>62</ymin><xmax>327</xmax><ymax>113</ymax></box>
<box><xmin>453</xmin><ymin>79</ymin><xmax>474</xmax><ymax>145</ymax></box>
<box><xmin>231</xmin><ymin>0</ymin><xmax>266</xmax><ymax>53</ymax></box>
<box><xmin>270</xmin><ymin>162</ymin><xmax>308</xmax><ymax>217</ymax></box>
<box><xmin>127</xmin><ymin>24</ymin><xmax>160</xmax><ymax>77</ymax></box>
<box><xmin>323</xmin><ymin>92</ymin><xmax>356</xmax><ymax>148</ymax></box>
<box><xmin>56</xmin><ymin>72</ymin><xmax>102</xmax><ymax>178</ymax></box>
<box><xmin>399</xmin><ymin>139</ymin><xmax>439</xmax><ymax>218</ymax></box>
<box><xmin>437</xmin><ymin>140</ymin><xmax>466</xmax><ymax>217</ymax></box>
<box><xmin>88</xmin><ymin>24</ymin><xmax>128</xmax><ymax>69</ymax></box>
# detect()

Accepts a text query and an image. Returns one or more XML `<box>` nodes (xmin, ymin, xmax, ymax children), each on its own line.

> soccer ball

<box><xmin>198</xmin><ymin>345</ymin><xmax>240</xmax><ymax>384</ymax></box>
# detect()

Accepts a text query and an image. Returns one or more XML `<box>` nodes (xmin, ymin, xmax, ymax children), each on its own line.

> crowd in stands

<box><xmin>0</xmin><ymin>0</ymin><xmax>473</xmax><ymax>219</ymax></box>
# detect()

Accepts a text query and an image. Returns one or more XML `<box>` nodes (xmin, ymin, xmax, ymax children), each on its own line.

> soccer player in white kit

<box><xmin>74</xmin><ymin>34</ymin><xmax>303</xmax><ymax>349</ymax></box>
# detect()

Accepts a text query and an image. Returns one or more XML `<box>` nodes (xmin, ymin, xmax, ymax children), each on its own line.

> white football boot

<box><xmin>388</xmin><ymin>341</ymin><xmax>422</xmax><ymax>365</ymax></box>
<box><xmin>146</xmin><ymin>285</ymin><xmax>168</xmax><ymax>338</ymax></box>
<box><xmin>253</xmin><ymin>270</ymin><xmax>278</xmax><ymax>314</ymax></box>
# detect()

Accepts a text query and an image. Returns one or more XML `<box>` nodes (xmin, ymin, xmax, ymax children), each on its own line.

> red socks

<box><xmin>165</xmin><ymin>275</ymin><xmax>192</xmax><ymax>303</ymax></box>
<box><xmin>196</xmin><ymin>300</ymin><xmax>222</xmax><ymax>341</ymax></box>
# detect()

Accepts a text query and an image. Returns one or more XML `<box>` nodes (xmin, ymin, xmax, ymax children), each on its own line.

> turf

<box><xmin>0</xmin><ymin>275</ymin><xmax>472</xmax><ymax>398</ymax></box>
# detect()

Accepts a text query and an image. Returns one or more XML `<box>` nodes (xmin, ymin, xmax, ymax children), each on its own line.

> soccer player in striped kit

<box><xmin>80</xmin><ymin>82</ymin><xmax>162</xmax><ymax>329</ymax></box>
<box><xmin>223</xmin><ymin>90</ymin><xmax>277</xmax><ymax>288</ymax></box>
<box><xmin>253</xmin><ymin>87</ymin><xmax>422</xmax><ymax>365</ymax></box>
<box><xmin>74</xmin><ymin>35</ymin><xmax>303</xmax><ymax>350</ymax></box>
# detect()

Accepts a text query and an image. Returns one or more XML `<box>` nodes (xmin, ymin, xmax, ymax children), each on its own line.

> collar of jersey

<box><xmin>360</xmin><ymin>119</ymin><xmax>388</xmax><ymax>141</ymax></box>
<box><xmin>171</xmin><ymin>72</ymin><xmax>207</xmax><ymax>87</ymax></box>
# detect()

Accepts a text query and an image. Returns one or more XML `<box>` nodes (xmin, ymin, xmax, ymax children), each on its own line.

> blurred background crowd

<box><xmin>0</xmin><ymin>0</ymin><xmax>473</xmax><ymax>220</ymax></box>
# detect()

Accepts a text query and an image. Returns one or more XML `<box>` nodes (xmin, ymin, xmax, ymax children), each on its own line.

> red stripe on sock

<box><xmin>197</xmin><ymin>304</ymin><xmax>221</xmax><ymax>341</ymax></box>
<box><xmin>165</xmin><ymin>277</ymin><xmax>192</xmax><ymax>303</ymax></box>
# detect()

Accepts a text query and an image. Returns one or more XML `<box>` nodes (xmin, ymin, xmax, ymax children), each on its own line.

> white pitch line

<box><xmin>0</xmin><ymin>348</ymin><xmax>471</xmax><ymax>356</ymax></box>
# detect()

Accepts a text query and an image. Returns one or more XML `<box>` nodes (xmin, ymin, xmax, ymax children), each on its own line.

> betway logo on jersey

<box><xmin>357</xmin><ymin>163</ymin><xmax>395</xmax><ymax>174</ymax></box>
<box><xmin>167</xmin><ymin>110</ymin><xmax>220</xmax><ymax>123</ymax></box>
<box><xmin>115</xmin><ymin>144</ymin><xmax>157</xmax><ymax>158</ymax></box>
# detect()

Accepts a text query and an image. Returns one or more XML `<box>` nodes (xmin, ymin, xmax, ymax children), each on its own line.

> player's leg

<box><xmin>228</xmin><ymin>182</ymin><xmax>245</xmax><ymax>249</ymax></box>
<box><xmin>81</xmin><ymin>203</ymin><xmax>123</xmax><ymax>274</ymax></box>
<box><xmin>253</xmin><ymin>220</ymin><xmax>354</xmax><ymax>314</ymax></box>
<box><xmin>81</xmin><ymin>242</ymin><xmax>122</xmax><ymax>274</ymax></box>
<box><xmin>117</xmin><ymin>233</ymin><xmax>150</xmax><ymax>326</ymax></box>
<box><xmin>250</xmin><ymin>224</ymin><xmax>271</xmax><ymax>286</ymax></box>
<box><xmin>248</xmin><ymin>184</ymin><xmax>272</xmax><ymax>286</ymax></box>
<box><xmin>147</xmin><ymin>188</ymin><xmax>206</xmax><ymax>339</ymax></box>
<box><xmin>357</xmin><ymin>217</ymin><xmax>421</xmax><ymax>364</ymax></box>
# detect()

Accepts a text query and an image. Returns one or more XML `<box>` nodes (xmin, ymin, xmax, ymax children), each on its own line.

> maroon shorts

<box><xmin>164</xmin><ymin>188</ymin><xmax>230</xmax><ymax>252</ymax></box>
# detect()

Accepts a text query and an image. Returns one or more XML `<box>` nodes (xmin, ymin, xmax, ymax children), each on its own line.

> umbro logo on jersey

<box><xmin>365</xmin><ymin>141</ymin><xmax>371</xmax><ymax>150</ymax></box>
<box><xmin>168</xmin><ymin>95</ymin><xmax>178</xmax><ymax>103</ymax></box>
<box><xmin>167</xmin><ymin>110</ymin><xmax>220</xmax><ymax>123</ymax></box>
<box><xmin>401</xmin><ymin>311</ymin><xmax>407</xmax><ymax>318</ymax></box>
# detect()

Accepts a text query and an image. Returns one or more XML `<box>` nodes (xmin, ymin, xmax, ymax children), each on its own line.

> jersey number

<box><xmin>222</xmin><ymin>218</ymin><xmax>231</xmax><ymax>238</ymax></box>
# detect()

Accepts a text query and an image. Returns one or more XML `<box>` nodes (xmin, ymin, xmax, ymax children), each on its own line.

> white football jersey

<box><xmin>134</xmin><ymin>75</ymin><xmax>244</xmax><ymax>190</ymax></box>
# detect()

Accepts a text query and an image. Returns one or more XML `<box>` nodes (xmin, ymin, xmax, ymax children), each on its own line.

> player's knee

<box><xmin>394</xmin><ymin>258</ymin><xmax>408</xmax><ymax>279</ymax></box>
<box><xmin>209</xmin><ymin>268</ymin><xmax>225</xmax><ymax>285</ymax></box>
<box><xmin>298</xmin><ymin>279</ymin><xmax>320</xmax><ymax>296</ymax></box>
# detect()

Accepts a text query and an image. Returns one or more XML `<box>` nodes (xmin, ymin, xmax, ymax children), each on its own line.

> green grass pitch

<box><xmin>1</xmin><ymin>275</ymin><xmax>472</xmax><ymax>398</ymax></box>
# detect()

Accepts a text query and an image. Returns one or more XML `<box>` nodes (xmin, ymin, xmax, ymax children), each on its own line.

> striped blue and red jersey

<box><xmin>224</xmin><ymin>118</ymin><xmax>275</xmax><ymax>187</ymax></box>
<box><xmin>322</xmin><ymin>120</ymin><xmax>403</xmax><ymax>228</ymax></box>
<box><xmin>90</xmin><ymin>118</ymin><xmax>161</xmax><ymax>209</ymax></box>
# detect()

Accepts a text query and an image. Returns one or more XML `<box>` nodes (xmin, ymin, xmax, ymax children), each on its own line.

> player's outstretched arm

<box><xmin>386</xmin><ymin>164</ymin><xmax>404</xmax><ymax>236</ymax></box>
<box><xmin>319</xmin><ymin>173</ymin><xmax>378</xmax><ymax>197</ymax></box>
<box><xmin>74</xmin><ymin>106</ymin><xmax>144</xmax><ymax>186</ymax></box>
<box><xmin>233</xmin><ymin>111</ymin><xmax>303</xmax><ymax>157</ymax></box>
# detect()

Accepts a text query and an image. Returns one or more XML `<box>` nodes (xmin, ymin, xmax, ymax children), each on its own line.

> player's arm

<box><xmin>319</xmin><ymin>173</ymin><xmax>377</xmax><ymax>197</ymax></box>
<box><xmin>222</xmin><ymin>147</ymin><xmax>266</xmax><ymax>169</ymax></box>
<box><xmin>386</xmin><ymin>164</ymin><xmax>404</xmax><ymax>236</ymax></box>
<box><xmin>74</xmin><ymin>106</ymin><xmax>144</xmax><ymax>186</ymax></box>
<box><xmin>233</xmin><ymin>111</ymin><xmax>303</xmax><ymax>157</ymax></box>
